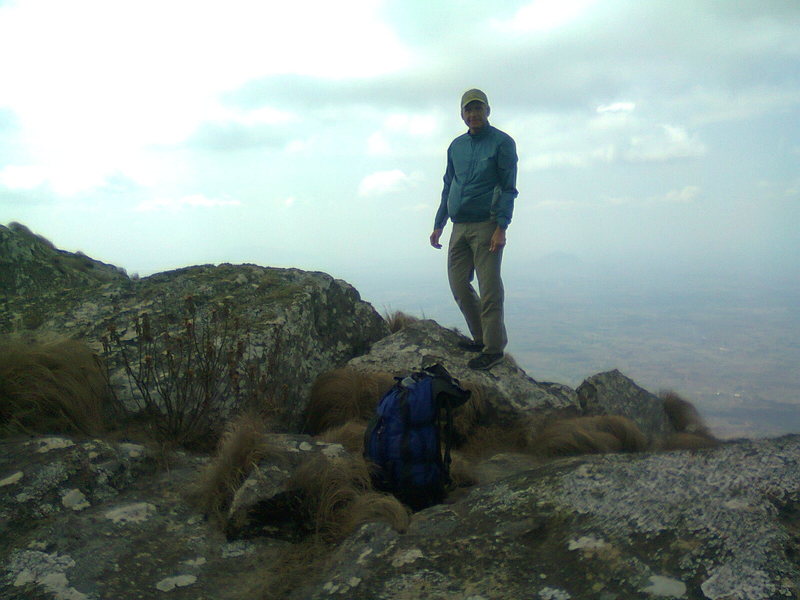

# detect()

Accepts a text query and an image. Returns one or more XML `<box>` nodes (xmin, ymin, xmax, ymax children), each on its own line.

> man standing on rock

<box><xmin>430</xmin><ymin>88</ymin><xmax>518</xmax><ymax>370</ymax></box>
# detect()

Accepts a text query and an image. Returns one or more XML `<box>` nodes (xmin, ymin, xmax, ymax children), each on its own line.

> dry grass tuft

<box><xmin>658</xmin><ymin>390</ymin><xmax>719</xmax><ymax>450</ymax></box>
<box><xmin>303</xmin><ymin>368</ymin><xmax>394</xmax><ymax>435</ymax></box>
<box><xmin>288</xmin><ymin>454</ymin><xmax>409</xmax><ymax>541</ymax></box>
<box><xmin>0</xmin><ymin>336</ymin><xmax>110</xmax><ymax>437</ymax></box>
<box><xmin>456</xmin><ymin>421</ymin><xmax>532</xmax><ymax>460</ymax></box>
<box><xmin>660</xmin><ymin>390</ymin><xmax>713</xmax><ymax>436</ymax></box>
<box><xmin>189</xmin><ymin>412</ymin><xmax>279</xmax><ymax>521</ymax></box>
<box><xmin>288</xmin><ymin>454</ymin><xmax>371</xmax><ymax>540</ymax></box>
<box><xmin>383</xmin><ymin>310</ymin><xmax>419</xmax><ymax>333</ymax></box>
<box><xmin>343</xmin><ymin>491</ymin><xmax>411</xmax><ymax>534</ymax></box>
<box><xmin>316</xmin><ymin>420</ymin><xmax>367</xmax><ymax>455</ymax></box>
<box><xmin>530</xmin><ymin>415</ymin><xmax>649</xmax><ymax>457</ymax></box>
<box><xmin>659</xmin><ymin>432</ymin><xmax>720</xmax><ymax>451</ymax></box>
<box><xmin>448</xmin><ymin>451</ymin><xmax>479</xmax><ymax>488</ymax></box>
<box><xmin>451</xmin><ymin>381</ymin><xmax>492</xmax><ymax>441</ymax></box>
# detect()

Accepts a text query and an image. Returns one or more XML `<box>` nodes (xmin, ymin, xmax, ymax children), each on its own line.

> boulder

<box><xmin>1</xmin><ymin>224</ymin><xmax>390</xmax><ymax>430</ymax></box>
<box><xmin>577</xmin><ymin>369</ymin><xmax>673</xmax><ymax>439</ymax></box>
<box><xmin>294</xmin><ymin>434</ymin><xmax>800</xmax><ymax>600</ymax></box>
<box><xmin>346</xmin><ymin>319</ymin><xmax>580</xmax><ymax>425</ymax></box>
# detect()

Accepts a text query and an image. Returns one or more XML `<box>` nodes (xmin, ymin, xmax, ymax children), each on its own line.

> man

<box><xmin>430</xmin><ymin>88</ymin><xmax>518</xmax><ymax>370</ymax></box>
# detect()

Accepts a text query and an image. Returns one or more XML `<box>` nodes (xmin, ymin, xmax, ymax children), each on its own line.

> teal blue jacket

<box><xmin>434</xmin><ymin>124</ymin><xmax>518</xmax><ymax>230</ymax></box>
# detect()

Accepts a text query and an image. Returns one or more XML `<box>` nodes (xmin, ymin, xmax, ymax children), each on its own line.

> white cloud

<box><xmin>597</xmin><ymin>102</ymin><xmax>636</xmax><ymax>113</ymax></box>
<box><xmin>0</xmin><ymin>163</ymin><xmax>113</xmax><ymax>195</ymax></box>
<box><xmin>675</xmin><ymin>87</ymin><xmax>800</xmax><ymax>125</ymax></box>
<box><xmin>367</xmin><ymin>112</ymin><xmax>443</xmax><ymax>157</ymax></box>
<box><xmin>285</xmin><ymin>139</ymin><xmax>313</xmax><ymax>154</ymax></box>
<box><xmin>603</xmin><ymin>186</ymin><xmax>700</xmax><ymax>206</ymax></box>
<box><xmin>524</xmin><ymin>146</ymin><xmax>615</xmax><ymax>171</ymax></box>
<box><xmin>383</xmin><ymin>114</ymin><xmax>439</xmax><ymax>136</ymax></box>
<box><xmin>135</xmin><ymin>194</ymin><xmax>241</xmax><ymax>212</ymax></box>
<box><xmin>625</xmin><ymin>125</ymin><xmax>707</xmax><ymax>162</ymax></box>
<box><xmin>0</xmin><ymin>0</ymin><xmax>410</xmax><ymax>194</ymax></box>
<box><xmin>0</xmin><ymin>165</ymin><xmax>49</xmax><ymax>190</ymax></box>
<box><xmin>358</xmin><ymin>169</ymin><xmax>413</xmax><ymax>197</ymax></box>
<box><xmin>534</xmin><ymin>198</ymin><xmax>583</xmax><ymax>210</ymax></box>
<box><xmin>517</xmin><ymin>110</ymin><xmax>706</xmax><ymax>171</ymax></box>
<box><xmin>493</xmin><ymin>0</ymin><xmax>597</xmax><ymax>32</ymax></box>
<box><xmin>367</xmin><ymin>132</ymin><xmax>392</xmax><ymax>156</ymax></box>
<box><xmin>658</xmin><ymin>186</ymin><xmax>701</xmax><ymax>204</ymax></box>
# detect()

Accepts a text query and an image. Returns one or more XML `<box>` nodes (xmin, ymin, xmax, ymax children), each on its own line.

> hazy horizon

<box><xmin>5</xmin><ymin>217</ymin><xmax>799</xmax><ymax>441</ymax></box>
<box><xmin>2</xmin><ymin>1</ymin><xmax>797</xmax><ymax>437</ymax></box>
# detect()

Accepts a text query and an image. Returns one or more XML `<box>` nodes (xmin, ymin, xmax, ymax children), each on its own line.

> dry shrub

<box><xmin>384</xmin><ymin>310</ymin><xmax>419</xmax><ymax>333</ymax></box>
<box><xmin>316</xmin><ymin>420</ymin><xmax>367</xmax><ymax>455</ymax></box>
<box><xmin>0</xmin><ymin>336</ymin><xmax>110</xmax><ymax>437</ymax></box>
<box><xmin>303</xmin><ymin>368</ymin><xmax>394</xmax><ymax>435</ymax></box>
<box><xmin>189</xmin><ymin>412</ymin><xmax>279</xmax><ymax>521</ymax></box>
<box><xmin>530</xmin><ymin>415</ymin><xmax>648</xmax><ymax>457</ymax></box>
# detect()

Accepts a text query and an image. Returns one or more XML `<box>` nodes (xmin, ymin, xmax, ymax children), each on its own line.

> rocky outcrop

<box><xmin>3</xmin><ymin>223</ymin><xmax>798</xmax><ymax>600</ymax></box>
<box><xmin>0</xmin><ymin>436</ymin><xmax>154</xmax><ymax>545</ymax></box>
<box><xmin>0</xmin><ymin>222</ymin><xmax>128</xmax><ymax>301</ymax></box>
<box><xmin>578</xmin><ymin>369</ymin><xmax>674</xmax><ymax>439</ymax></box>
<box><xmin>3</xmin><ymin>433</ymin><xmax>799</xmax><ymax>600</ymax></box>
<box><xmin>295</xmin><ymin>435</ymin><xmax>800</xmax><ymax>600</ymax></box>
<box><xmin>1</xmin><ymin>224</ymin><xmax>389</xmax><ymax>429</ymax></box>
<box><xmin>1</xmin><ymin>435</ymin><xmax>284</xmax><ymax>600</ymax></box>
<box><xmin>346</xmin><ymin>318</ymin><xmax>580</xmax><ymax>425</ymax></box>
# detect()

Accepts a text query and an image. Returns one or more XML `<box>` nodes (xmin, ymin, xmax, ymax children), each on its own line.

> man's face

<box><xmin>462</xmin><ymin>100</ymin><xmax>490</xmax><ymax>133</ymax></box>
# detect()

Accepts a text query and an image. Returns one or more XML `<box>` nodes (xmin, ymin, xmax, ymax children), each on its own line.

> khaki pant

<box><xmin>447</xmin><ymin>221</ymin><xmax>507</xmax><ymax>354</ymax></box>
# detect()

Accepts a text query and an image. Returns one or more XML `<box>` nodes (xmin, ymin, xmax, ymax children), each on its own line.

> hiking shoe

<box><xmin>468</xmin><ymin>352</ymin><xmax>504</xmax><ymax>370</ymax></box>
<box><xmin>457</xmin><ymin>340</ymin><xmax>485</xmax><ymax>352</ymax></box>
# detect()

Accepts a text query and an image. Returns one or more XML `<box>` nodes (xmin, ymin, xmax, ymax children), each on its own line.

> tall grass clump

<box><xmin>0</xmin><ymin>336</ymin><xmax>110</xmax><ymax>437</ymax></box>
<box><xmin>383</xmin><ymin>310</ymin><xmax>420</xmax><ymax>333</ymax></box>
<box><xmin>303</xmin><ymin>368</ymin><xmax>394</xmax><ymax>435</ymax></box>
<box><xmin>189</xmin><ymin>412</ymin><xmax>278</xmax><ymax>522</ymax></box>
<box><xmin>659</xmin><ymin>390</ymin><xmax>719</xmax><ymax>450</ymax></box>
<box><xmin>529</xmin><ymin>415</ymin><xmax>649</xmax><ymax>457</ymax></box>
<box><xmin>102</xmin><ymin>295</ymin><xmax>282</xmax><ymax>449</ymax></box>
<box><xmin>288</xmin><ymin>454</ymin><xmax>410</xmax><ymax>542</ymax></box>
<box><xmin>316</xmin><ymin>420</ymin><xmax>368</xmax><ymax>455</ymax></box>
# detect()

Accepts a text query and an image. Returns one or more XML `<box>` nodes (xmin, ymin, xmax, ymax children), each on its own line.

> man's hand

<box><xmin>489</xmin><ymin>227</ymin><xmax>506</xmax><ymax>253</ymax></box>
<box><xmin>430</xmin><ymin>228</ymin><xmax>443</xmax><ymax>249</ymax></box>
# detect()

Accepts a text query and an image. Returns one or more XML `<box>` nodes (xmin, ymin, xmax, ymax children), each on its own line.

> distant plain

<box><xmin>358</xmin><ymin>263</ymin><xmax>800</xmax><ymax>440</ymax></box>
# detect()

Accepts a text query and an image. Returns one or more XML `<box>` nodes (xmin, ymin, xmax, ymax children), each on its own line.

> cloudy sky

<box><xmin>1</xmin><ymin>0</ymin><xmax>798</xmax><ymax>296</ymax></box>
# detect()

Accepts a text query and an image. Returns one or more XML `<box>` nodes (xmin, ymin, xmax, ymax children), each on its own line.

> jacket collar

<box><xmin>467</xmin><ymin>123</ymin><xmax>492</xmax><ymax>138</ymax></box>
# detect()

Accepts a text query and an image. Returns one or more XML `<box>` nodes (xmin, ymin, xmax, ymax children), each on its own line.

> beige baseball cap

<box><xmin>461</xmin><ymin>88</ymin><xmax>488</xmax><ymax>108</ymax></box>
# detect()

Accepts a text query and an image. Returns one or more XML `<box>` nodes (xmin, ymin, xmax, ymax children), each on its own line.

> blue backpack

<box><xmin>364</xmin><ymin>364</ymin><xmax>470</xmax><ymax>510</ymax></box>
